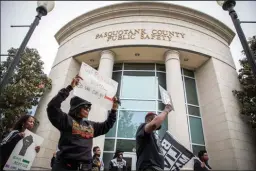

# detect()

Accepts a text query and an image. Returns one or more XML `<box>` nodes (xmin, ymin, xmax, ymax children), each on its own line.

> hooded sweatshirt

<box><xmin>47</xmin><ymin>85</ymin><xmax>116</xmax><ymax>162</ymax></box>
<box><xmin>109</xmin><ymin>150</ymin><xmax>127</xmax><ymax>171</ymax></box>
<box><xmin>0</xmin><ymin>130</ymin><xmax>22</xmax><ymax>170</ymax></box>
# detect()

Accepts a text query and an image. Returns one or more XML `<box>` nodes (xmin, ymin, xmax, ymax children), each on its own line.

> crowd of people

<box><xmin>0</xmin><ymin>75</ymin><xmax>211</xmax><ymax>171</ymax></box>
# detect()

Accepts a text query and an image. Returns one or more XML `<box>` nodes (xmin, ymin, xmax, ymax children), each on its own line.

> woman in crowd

<box><xmin>0</xmin><ymin>115</ymin><xmax>40</xmax><ymax>170</ymax></box>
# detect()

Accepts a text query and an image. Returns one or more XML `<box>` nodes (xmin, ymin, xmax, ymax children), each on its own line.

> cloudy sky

<box><xmin>1</xmin><ymin>1</ymin><xmax>256</xmax><ymax>74</ymax></box>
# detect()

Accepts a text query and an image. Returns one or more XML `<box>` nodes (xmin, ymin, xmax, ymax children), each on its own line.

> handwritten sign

<box><xmin>159</xmin><ymin>85</ymin><xmax>175</xmax><ymax>111</ymax></box>
<box><xmin>95</xmin><ymin>29</ymin><xmax>185</xmax><ymax>42</ymax></box>
<box><xmin>73</xmin><ymin>62</ymin><xmax>118</xmax><ymax>110</ymax></box>
<box><xmin>3</xmin><ymin>129</ymin><xmax>44</xmax><ymax>170</ymax></box>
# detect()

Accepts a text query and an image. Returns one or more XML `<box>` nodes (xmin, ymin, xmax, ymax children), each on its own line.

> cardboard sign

<box><xmin>3</xmin><ymin>129</ymin><xmax>44</xmax><ymax>170</ymax></box>
<box><xmin>159</xmin><ymin>85</ymin><xmax>175</xmax><ymax>111</ymax></box>
<box><xmin>74</xmin><ymin>62</ymin><xmax>118</xmax><ymax>110</ymax></box>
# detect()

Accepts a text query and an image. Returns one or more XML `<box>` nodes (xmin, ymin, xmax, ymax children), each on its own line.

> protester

<box><xmin>194</xmin><ymin>150</ymin><xmax>212</xmax><ymax>171</ymax></box>
<box><xmin>109</xmin><ymin>150</ymin><xmax>127</xmax><ymax>171</ymax></box>
<box><xmin>51</xmin><ymin>152</ymin><xmax>57</xmax><ymax>168</ymax></box>
<box><xmin>0</xmin><ymin>115</ymin><xmax>40</xmax><ymax>171</ymax></box>
<box><xmin>92</xmin><ymin>146</ymin><xmax>104</xmax><ymax>171</ymax></box>
<box><xmin>135</xmin><ymin>104</ymin><xmax>173</xmax><ymax>171</ymax></box>
<box><xmin>47</xmin><ymin>75</ymin><xmax>119</xmax><ymax>171</ymax></box>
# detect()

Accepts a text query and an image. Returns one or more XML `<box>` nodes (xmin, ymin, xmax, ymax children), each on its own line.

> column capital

<box><xmin>164</xmin><ymin>50</ymin><xmax>180</xmax><ymax>62</ymax></box>
<box><xmin>101</xmin><ymin>50</ymin><xmax>115</xmax><ymax>57</ymax></box>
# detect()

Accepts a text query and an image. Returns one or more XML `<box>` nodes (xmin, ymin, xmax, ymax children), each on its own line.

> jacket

<box><xmin>109</xmin><ymin>158</ymin><xmax>127</xmax><ymax>171</ymax></box>
<box><xmin>92</xmin><ymin>155</ymin><xmax>104</xmax><ymax>171</ymax></box>
<box><xmin>47</xmin><ymin>85</ymin><xmax>116</xmax><ymax>162</ymax></box>
<box><xmin>0</xmin><ymin>130</ymin><xmax>23</xmax><ymax>170</ymax></box>
<box><xmin>193</xmin><ymin>159</ymin><xmax>211</xmax><ymax>171</ymax></box>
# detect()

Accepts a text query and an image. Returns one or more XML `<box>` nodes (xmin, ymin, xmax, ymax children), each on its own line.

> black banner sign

<box><xmin>161</xmin><ymin>132</ymin><xmax>195</xmax><ymax>170</ymax></box>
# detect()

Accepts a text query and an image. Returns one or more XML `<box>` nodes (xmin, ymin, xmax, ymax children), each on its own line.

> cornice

<box><xmin>55</xmin><ymin>2</ymin><xmax>235</xmax><ymax>45</ymax></box>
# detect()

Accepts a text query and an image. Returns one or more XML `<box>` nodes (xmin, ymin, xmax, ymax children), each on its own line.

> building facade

<box><xmin>33</xmin><ymin>2</ymin><xmax>256</xmax><ymax>170</ymax></box>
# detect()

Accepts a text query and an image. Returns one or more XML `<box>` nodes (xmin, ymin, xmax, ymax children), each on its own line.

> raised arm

<box><xmin>47</xmin><ymin>75</ymin><xmax>82</xmax><ymax>130</ymax></box>
<box><xmin>144</xmin><ymin>104</ymin><xmax>173</xmax><ymax>133</ymax></box>
<box><xmin>92</xmin><ymin>109</ymin><xmax>117</xmax><ymax>137</ymax></box>
<box><xmin>92</xmin><ymin>97</ymin><xmax>120</xmax><ymax>137</ymax></box>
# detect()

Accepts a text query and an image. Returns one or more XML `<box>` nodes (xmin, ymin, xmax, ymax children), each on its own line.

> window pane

<box><xmin>158</xmin><ymin>101</ymin><xmax>165</xmax><ymax>111</ymax></box>
<box><xmin>104</xmin><ymin>139</ymin><xmax>115</xmax><ymax>151</ymax></box>
<box><xmin>106</xmin><ymin>121</ymin><xmax>117</xmax><ymax>137</ymax></box>
<box><xmin>157</xmin><ymin>116</ymin><xmax>168</xmax><ymax>139</ymax></box>
<box><xmin>103</xmin><ymin>153</ymin><xmax>114</xmax><ymax>169</ymax></box>
<box><xmin>157</xmin><ymin>72</ymin><xmax>166</xmax><ymax>99</ymax></box>
<box><xmin>156</xmin><ymin>64</ymin><xmax>165</xmax><ymax>72</ymax></box>
<box><xmin>113</xmin><ymin>64</ymin><xmax>122</xmax><ymax>71</ymax></box>
<box><xmin>185</xmin><ymin>77</ymin><xmax>199</xmax><ymax>105</ymax></box>
<box><xmin>120</xmin><ymin>100</ymin><xmax>156</xmax><ymax>111</ymax></box>
<box><xmin>188</xmin><ymin>105</ymin><xmax>200</xmax><ymax>116</ymax></box>
<box><xmin>117</xmin><ymin>111</ymin><xmax>146</xmax><ymax>138</ymax></box>
<box><xmin>121</xmin><ymin>71</ymin><xmax>156</xmax><ymax>99</ymax></box>
<box><xmin>189</xmin><ymin>117</ymin><xmax>205</xmax><ymax>144</ymax></box>
<box><xmin>116</xmin><ymin>139</ymin><xmax>136</xmax><ymax>152</ymax></box>
<box><xmin>183</xmin><ymin>69</ymin><xmax>194</xmax><ymax>77</ymax></box>
<box><xmin>112</xmin><ymin>72</ymin><xmax>121</xmax><ymax>97</ymax></box>
<box><xmin>192</xmin><ymin>145</ymin><xmax>206</xmax><ymax>156</ymax></box>
<box><xmin>124</xmin><ymin>63</ymin><xmax>155</xmax><ymax>70</ymax></box>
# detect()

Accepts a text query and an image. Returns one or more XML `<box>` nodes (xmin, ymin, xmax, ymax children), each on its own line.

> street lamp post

<box><xmin>0</xmin><ymin>1</ymin><xmax>55</xmax><ymax>92</ymax></box>
<box><xmin>217</xmin><ymin>0</ymin><xmax>256</xmax><ymax>76</ymax></box>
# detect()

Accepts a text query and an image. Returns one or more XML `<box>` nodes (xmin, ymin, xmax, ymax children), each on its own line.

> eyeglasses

<box><xmin>82</xmin><ymin>105</ymin><xmax>91</xmax><ymax>112</ymax></box>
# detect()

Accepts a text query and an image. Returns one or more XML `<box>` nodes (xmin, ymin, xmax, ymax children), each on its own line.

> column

<box><xmin>89</xmin><ymin>50</ymin><xmax>115</xmax><ymax>152</ymax></box>
<box><xmin>165</xmin><ymin>50</ymin><xmax>190</xmax><ymax>150</ymax></box>
<box><xmin>98</xmin><ymin>50</ymin><xmax>115</xmax><ymax>78</ymax></box>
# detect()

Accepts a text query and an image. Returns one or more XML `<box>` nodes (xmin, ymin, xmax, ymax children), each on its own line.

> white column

<box><xmin>165</xmin><ymin>50</ymin><xmax>190</xmax><ymax>150</ymax></box>
<box><xmin>98</xmin><ymin>50</ymin><xmax>115</xmax><ymax>77</ymax></box>
<box><xmin>90</xmin><ymin>50</ymin><xmax>115</xmax><ymax>153</ymax></box>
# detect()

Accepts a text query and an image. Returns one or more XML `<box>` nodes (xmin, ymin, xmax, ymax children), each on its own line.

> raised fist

<box><xmin>19</xmin><ymin>135</ymin><xmax>33</xmax><ymax>156</ymax></box>
<box><xmin>71</xmin><ymin>75</ymin><xmax>83</xmax><ymax>88</ymax></box>
<box><xmin>164</xmin><ymin>104</ymin><xmax>173</xmax><ymax>113</ymax></box>
<box><xmin>112</xmin><ymin>96</ymin><xmax>121</xmax><ymax>110</ymax></box>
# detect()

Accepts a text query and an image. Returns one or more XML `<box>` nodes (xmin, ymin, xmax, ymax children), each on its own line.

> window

<box><xmin>189</xmin><ymin>116</ymin><xmax>205</xmax><ymax>144</ymax></box>
<box><xmin>103</xmin><ymin>63</ymin><xmax>168</xmax><ymax>163</ymax></box>
<box><xmin>121</xmin><ymin>71</ymin><xmax>156</xmax><ymax>99</ymax></box>
<box><xmin>184</xmin><ymin>77</ymin><xmax>199</xmax><ymax>105</ymax></box>
<box><xmin>117</xmin><ymin>111</ymin><xmax>146</xmax><ymax>138</ymax></box>
<box><xmin>182</xmin><ymin>68</ymin><xmax>206</xmax><ymax>155</ymax></box>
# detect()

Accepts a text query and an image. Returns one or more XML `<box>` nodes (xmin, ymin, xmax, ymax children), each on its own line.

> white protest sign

<box><xmin>3</xmin><ymin>129</ymin><xmax>44</xmax><ymax>170</ymax></box>
<box><xmin>159</xmin><ymin>85</ymin><xmax>175</xmax><ymax>111</ymax></box>
<box><xmin>73</xmin><ymin>62</ymin><xmax>118</xmax><ymax>110</ymax></box>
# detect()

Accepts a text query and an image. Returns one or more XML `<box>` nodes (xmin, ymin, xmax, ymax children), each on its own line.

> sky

<box><xmin>1</xmin><ymin>1</ymin><xmax>256</xmax><ymax>75</ymax></box>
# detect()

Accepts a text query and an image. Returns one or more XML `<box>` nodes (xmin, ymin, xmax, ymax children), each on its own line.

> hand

<box><xmin>201</xmin><ymin>162</ymin><xmax>205</xmax><ymax>168</ymax></box>
<box><xmin>163</xmin><ymin>104</ymin><xmax>173</xmax><ymax>113</ymax></box>
<box><xmin>18</xmin><ymin>132</ymin><xmax>25</xmax><ymax>138</ymax></box>
<box><xmin>71</xmin><ymin>75</ymin><xmax>83</xmax><ymax>88</ymax></box>
<box><xmin>112</xmin><ymin>96</ymin><xmax>120</xmax><ymax>110</ymax></box>
<box><xmin>35</xmin><ymin>146</ymin><xmax>40</xmax><ymax>153</ymax></box>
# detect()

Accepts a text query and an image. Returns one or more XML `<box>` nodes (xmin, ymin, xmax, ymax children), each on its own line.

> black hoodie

<box><xmin>47</xmin><ymin>85</ymin><xmax>116</xmax><ymax>162</ymax></box>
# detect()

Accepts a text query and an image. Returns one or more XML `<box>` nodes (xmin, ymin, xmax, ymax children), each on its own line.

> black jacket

<box><xmin>51</xmin><ymin>156</ymin><xmax>56</xmax><ymax>168</ymax></box>
<box><xmin>193</xmin><ymin>159</ymin><xmax>211</xmax><ymax>171</ymax></box>
<box><xmin>0</xmin><ymin>130</ymin><xmax>23</xmax><ymax>170</ymax></box>
<box><xmin>47</xmin><ymin>85</ymin><xmax>116</xmax><ymax>162</ymax></box>
<box><xmin>109</xmin><ymin>158</ymin><xmax>127</xmax><ymax>171</ymax></box>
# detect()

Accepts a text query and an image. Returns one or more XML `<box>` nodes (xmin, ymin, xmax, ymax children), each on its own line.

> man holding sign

<box><xmin>47</xmin><ymin>75</ymin><xmax>120</xmax><ymax>171</ymax></box>
<box><xmin>136</xmin><ymin>104</ymin><xmax>173</xmax><ymax>171</ymax></box>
